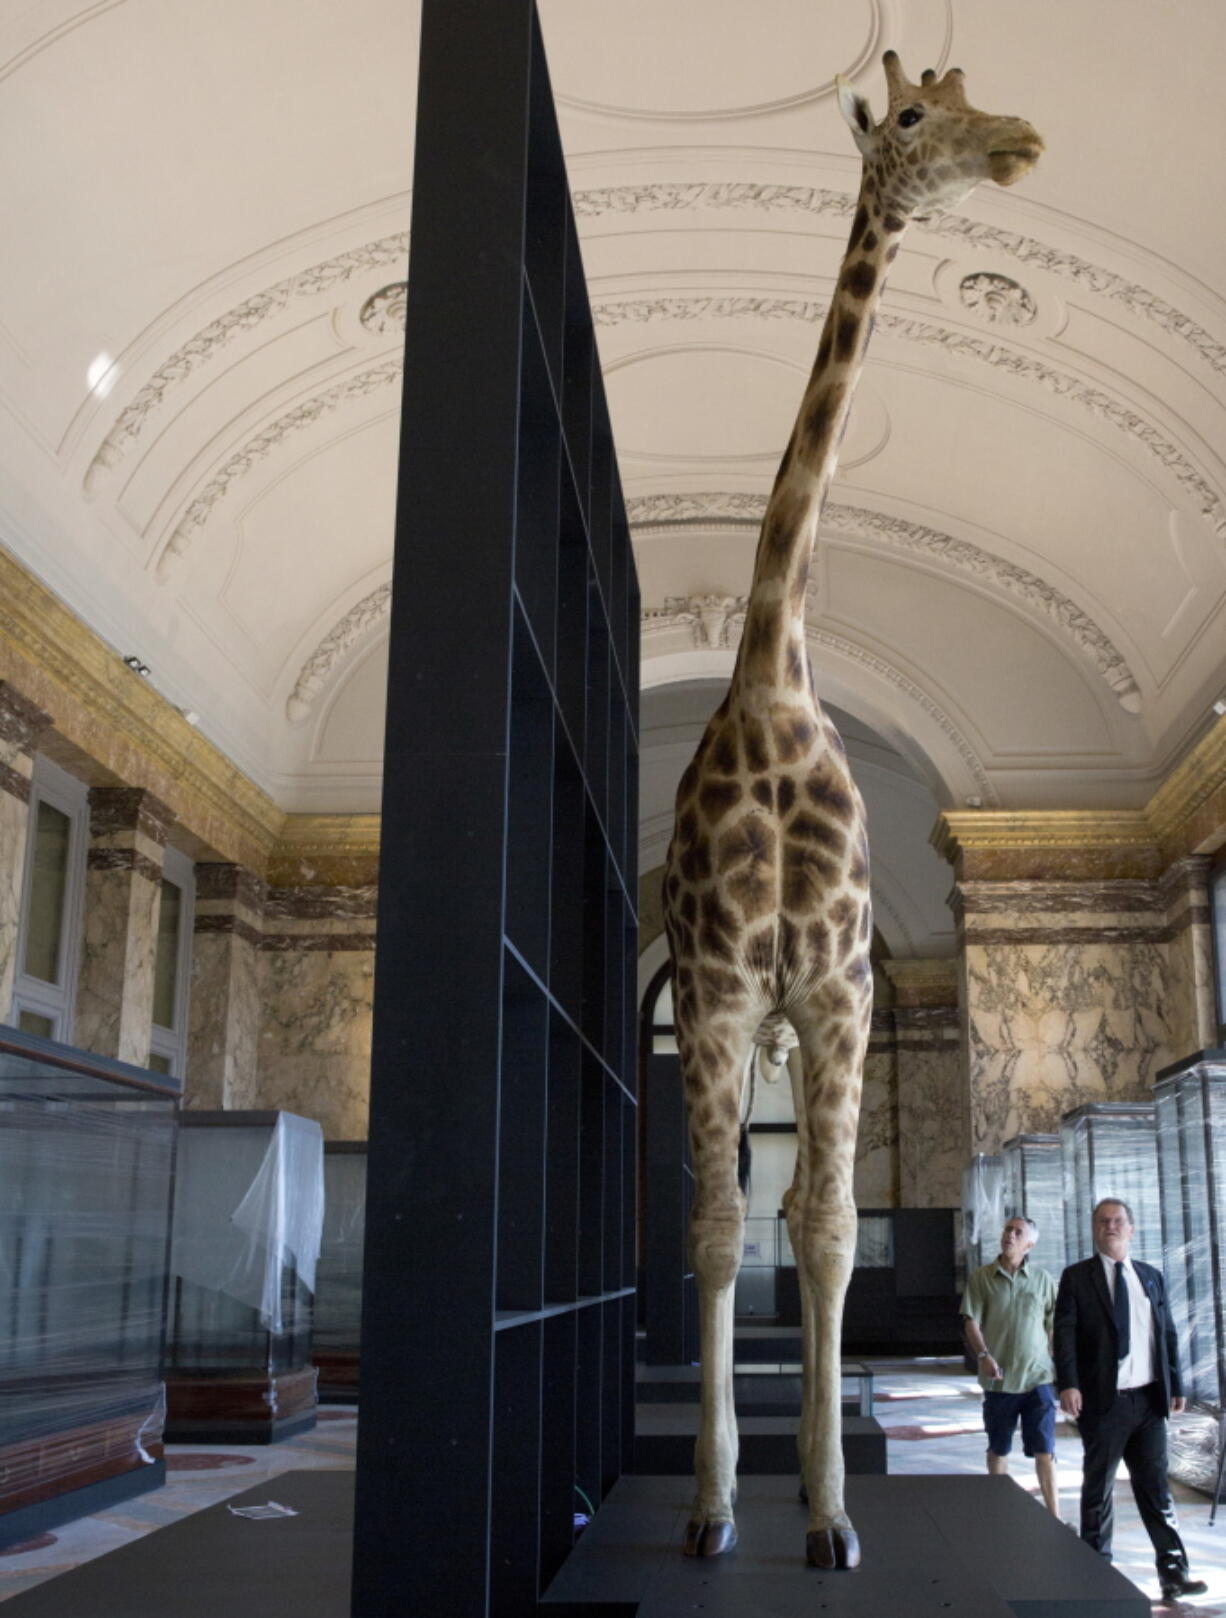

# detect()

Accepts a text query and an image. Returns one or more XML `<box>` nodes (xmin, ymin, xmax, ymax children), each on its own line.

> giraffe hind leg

<box><xmin>677</xmin><ymin>1004</ymin><xmax>760</xmax><ymax>1558</ymax></box>
<box><xmin>786</xmin><ymin>974</ymin><xmax>870</xmax><ymax>1569</ymax></box>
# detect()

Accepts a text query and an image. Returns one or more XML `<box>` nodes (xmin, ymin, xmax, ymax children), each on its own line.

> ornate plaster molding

<box><xmin>646</xmin><ymin>593</ymin><xmax>749</xmax><ymax>649</ymax></box>
<box><xmin>286</xmin><ymin>582</ymin><xmax>391</xmax><ymax>721</ymax></box>
<box><xmin>155</xmin><ymin>359</ymin><xmax>403</xmax><ymax>580</ymax></box>
<box><xmin>629</xmin><ymin>494</ymin><xmax>1143</xmax><ymax>712</ymax></box>
<box><xmin>597</xmin><ymin>296</ymin><xmax>1223</xmax><ymax>543</ymax></box>
<box><xmin>360</xmin><ymin>283</ymin><xmax>408</xmax><ymax>336</ymax></box>
<box><xmin>640</xmin><ymin>599</ymin><xmax>998</xmax><ymax>804</ymax></box>
<box><xmin>958</xmin><ymin>273</ymin><xmax>1037</xmax><ymax>326</ymax></box>
<box><xmin>573</xmin><ymin>184</ymin><xmax>1226</xmax><ymax>377</ymax></box>
<box><xmin>85</xmin><ymin>231</ymin><xmax>411</xmax><ymax>491</ymax></box>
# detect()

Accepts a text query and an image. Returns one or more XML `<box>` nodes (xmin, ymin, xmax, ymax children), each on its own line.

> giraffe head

<box><xmin>837</xmin><ymin>51</ymin><xmax>1042</xmax><ymax>216</ymax></box>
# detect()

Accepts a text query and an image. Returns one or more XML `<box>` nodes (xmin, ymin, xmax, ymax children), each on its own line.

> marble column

<box><xmin>0</xmin><ymin>683</ymin><xmax>52</xmax><ymax>1012</ymax></box>
<box><xmin>955</xmin><ymin>878</ymin><xmax>1173</xmax><ymax>1153</ymax></box>
<box><xmin>1160</xmin><ymin>855</ymin><xmax>1217</xmax><ymax>1058</ymax></box>
<box><xmin>73</xmin><ymin>788</ymin><xmax>174</xmax><ymax>1065</ymax></box>
<box><xmin>256</xmin><ymin>883</ymin><xmax>376</xmax><ymax>1138</ymax></box>
<box><xmin>187</xmin><ymin>862</ymin><xmax>265</xmax><ymax>1110</ymax></box>
<box><xmin>884</xmin><ymin>958</ymin><xmax>963</xmax><ymax>1207</ymax></box>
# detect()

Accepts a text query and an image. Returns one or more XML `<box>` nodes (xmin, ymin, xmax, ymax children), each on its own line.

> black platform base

<box><xmin>632</xmin><ymin>1410</ymin><xmax>886</xmax><ymax>1476</ymax></box>
<box><xmin>0</xmin><ymin>1471</ymin><xmax>354</xmax><ymax>1617</ymax></box>
<box><xmin>541</xmin><ymin>1474</ymin><xmax>1150</xmax><ymax>1617</ymax></box>
<box><xmin>0</xmin><ymin>1461</ymin><xmax>166</xmax><ymax>1551</ymax></box>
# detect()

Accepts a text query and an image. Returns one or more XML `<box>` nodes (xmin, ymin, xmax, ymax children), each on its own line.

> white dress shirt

<box><xmin>1098</xmin><ymin>1250</ymin><xmax>1155</xmax><ymax>1389</ymax></box>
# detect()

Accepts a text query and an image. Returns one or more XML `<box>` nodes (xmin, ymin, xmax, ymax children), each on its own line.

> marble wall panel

<box><xmin>255</xmin><ymin>942</ymin><xmax>374</xmax><ymax>1138</ymax></box>
<box><xmin>186</xmin><ymin>863</ymin><xmax>265</xmax><ymax>1108</ymax></box>
<box><xmin>964</xmin><ymin>937</ymin><xmax>1174</xmax><ymax>1151</ymax></box>
<box><xmin>897</xmin><ymin>1022</ymin><xmax>964</xmax><ymax>1208</ymax></box>
<box><xmin>856</xmin><ymin>1038</ymin><xmax>899</xmax><ymax>1207</ymax></box>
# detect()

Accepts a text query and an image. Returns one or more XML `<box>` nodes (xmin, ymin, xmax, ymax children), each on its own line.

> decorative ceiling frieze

<box><xmin>286</xmin><ymin>581</ymin><xmax>391</xmax><ymax>721</ymax></box>
<box><xmin>598</xmin><ymin>297</ymin><xmax>1223</xmax><ymax>542</ymax></box>
<box><xmin>573</xmin><ymin>183</ymin><xmax>1226</xmax><ymax>376</ymax></box>
<box><xmin>629</xmin><ymin>494</ymin><xmax>1143</xmax><ymax>712</ymax></box>
<box><xmin>153</xmin><ymin>358</ymin><xmax>403</xmax><ymax>580</ymax></box>
<box><xmin>84</xmin><ymin>230</ymin><xmax>411</xmax><ymax>492</ymax></box>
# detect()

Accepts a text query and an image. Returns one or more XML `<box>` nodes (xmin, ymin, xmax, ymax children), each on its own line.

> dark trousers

<box><xmin>1078</xmin><ymin>1384</ymin><xmax>1186</xmax><ymax>1573</ymax></box>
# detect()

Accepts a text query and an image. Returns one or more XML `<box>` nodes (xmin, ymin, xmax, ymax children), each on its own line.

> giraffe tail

<box><xmin>737</xmin><ymin>1124</ymin><xmax>751</xmax><ymax>1196</ymax></box>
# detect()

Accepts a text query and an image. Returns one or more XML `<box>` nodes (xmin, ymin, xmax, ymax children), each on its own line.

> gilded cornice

<box><xmin>934</xmin><ymin>716</ymin><xmax>1226</xmax><ymax>877</ymax></box>
<box><xmin>0</xmin><ymin>542</ymin><xmax>282</xmax><ymax>871</ymax></box>
<box><xmin>267</xmin><ymin>813</ymin><xmax>381</xmax><ymax>888</ymax></box>
<box><xmin>1145</xmin><ymin>714</ymin><xmax>1226</xmax><ymax>858</ymax></box>
<box><xmin>932</xmin><ymin>810</ymin><xmax>1161</xmax><ymax>881</ymax></box>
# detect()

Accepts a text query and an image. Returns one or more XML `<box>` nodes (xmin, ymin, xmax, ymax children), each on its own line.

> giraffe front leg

<box><xmin>684</xmin><ymin>1190</ymin><xmax>744</xmax><ymax>1557</ymax></box>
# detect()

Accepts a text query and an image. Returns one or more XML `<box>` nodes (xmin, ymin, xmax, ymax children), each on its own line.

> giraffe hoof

<box><xmin>684</xmin><ymin>1518</ymin><xmax>738</xmax><ymax>1558</ymax></box>
<box><xmin>806</xmin><ymin>1527</ymin><xmax>861</xmax><ymax>1570</ymax></box>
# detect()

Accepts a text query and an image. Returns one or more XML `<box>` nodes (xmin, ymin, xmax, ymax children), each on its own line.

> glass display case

<box><xmin>1060</xmin><ymin>1101</ymin><xmax>1161</xmax><ymax>1265</ymax></box>
<box><xmin>315</xmin><ymin>1142</ymin><xmax>366</xmax><ymax>1399</ymax></box>
<box><xmin>0</xmin><ymin>1025</ymin><xmax>178</xmax><ymax>1546</ymax></box>
<box><xmin>1001</xmin><ymin>1133</ymin><xmax>1066</xmax><ymax>1275</ymax></box>
<box><xmin>166</xmin><ymin>1110</ymin><xmax>324</xmax><ymax>1442</ymax></box>
<box><xmin>962</xmin><ymin>1154</ymin><xmax>1004</xmax><ymax>1277</ymax></box>
<box><xmin>1154</xmin><ymin>1052</ymin><xmax>1226</xmax><ymax>1415</ymax></box>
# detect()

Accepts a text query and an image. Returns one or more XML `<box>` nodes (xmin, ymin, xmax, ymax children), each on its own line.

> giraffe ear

<box><xmin>836</xmin><ymin>75</ymin><xmax>877</xmax><ymax>157</ymax></box>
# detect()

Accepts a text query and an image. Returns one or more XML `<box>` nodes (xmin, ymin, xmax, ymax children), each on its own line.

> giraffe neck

<box><xmin>732</xmin><ymin>181</ymin><xmax>907</xmax><ymax>705</ymax></box>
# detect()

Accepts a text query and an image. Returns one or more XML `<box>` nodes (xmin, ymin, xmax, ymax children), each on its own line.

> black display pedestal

<box><xmin>540</xmin><ymin>1475</ymin><xmax>1150</xmax><ymax>1618</ymax></box>
<box><xmin>0</xmin><ymin>1471</ymin><xmax>1149</xmax><ymax>1617</ymax></box>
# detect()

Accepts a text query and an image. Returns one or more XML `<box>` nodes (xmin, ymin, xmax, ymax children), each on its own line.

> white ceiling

<box><xmin>1</xmin><ymin>1</ymin><xmax>1224</xmax><ymax>951</ymax></box>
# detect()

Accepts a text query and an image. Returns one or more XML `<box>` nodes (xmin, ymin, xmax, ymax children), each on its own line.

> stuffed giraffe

<box><xmin>661</xmin><ymin>51</ymin><xmax>1042</xmax><ymax>1569</ymax></box>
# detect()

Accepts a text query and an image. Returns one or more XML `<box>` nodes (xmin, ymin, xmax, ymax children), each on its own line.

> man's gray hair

<box><xmin>1006</xmin><ymin>1214</ymin><xmax>1039</xmax><ymax>1239</ymax></box>
<box><xmin>1092</xmin><ymin>1196</ymin><xmax>1135</xmax><ymax>1226</ymax></box>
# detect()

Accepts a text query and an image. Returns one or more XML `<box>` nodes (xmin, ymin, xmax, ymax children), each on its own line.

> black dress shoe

<box><xmin>1159</xmin><ymin>1570</ymin><xmax>1208</xmax><ymax>1600</ymax></box>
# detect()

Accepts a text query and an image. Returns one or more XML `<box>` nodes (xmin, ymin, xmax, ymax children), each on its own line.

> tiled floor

<box><xmin>2</xmin><ymin>1365</ymin><xmax>1225</xmax><ymax>1610</ymax></box>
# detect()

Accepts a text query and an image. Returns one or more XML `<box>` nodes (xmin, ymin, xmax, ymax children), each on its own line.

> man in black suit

<box><xmin>1054</xmin><ymin>1197</ymin><xmax>1206</xmax><ymax>1603</ymax></box>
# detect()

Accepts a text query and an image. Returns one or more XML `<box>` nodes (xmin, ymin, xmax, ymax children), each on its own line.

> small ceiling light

<box><xmin>1214</xmin><ymin>697</ymin><xmax>1226</xmax><ymax>717</ymax></box>
<box><xmin>964</xmin><ymin>795</ymin><xmax>983</xmax><ymax>808</ymax></box>
<box><xmin>123</xmin><ymin>654</ymin><xmax>150</xmax><ymax>677</ymax></box>
<box><xmin>180</xmin><ymin>708</ymin><xmax>199</xmax><ymax>727</ymax></box>
<box><xmin>87</xmin><ymin>351</ymin><xmax>118</xmax><ymax>398</ymax></box>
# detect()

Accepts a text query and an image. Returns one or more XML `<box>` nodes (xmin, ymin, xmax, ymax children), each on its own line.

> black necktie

<box><xmin>1114</xmin><ymin>1261</ymin><xmax>1130</xmax><ymax>1361</ymax></box>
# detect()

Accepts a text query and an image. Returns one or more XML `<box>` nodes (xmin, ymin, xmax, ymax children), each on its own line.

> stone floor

<box><xmin>2</xmin><ymin>1363</ymin><xmax>1225</xmax><ymax>1610</ymax></box>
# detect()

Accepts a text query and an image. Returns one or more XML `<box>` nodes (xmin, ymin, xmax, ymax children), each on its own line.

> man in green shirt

<box><xmin>961</xmin><ymin>1215</ymin><xmax>1060</xmax><ymax>1515</ymax></box>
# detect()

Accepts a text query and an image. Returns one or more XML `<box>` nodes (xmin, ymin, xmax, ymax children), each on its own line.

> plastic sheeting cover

<box><xmin>962</xmin><ymin>1154</ymin><xmax>1004</xmax><ymax>1273</ymax></box>
<box><xmin>1001</xmin><ymin>1134</ymin><xmax>1066</xmax><ymax>1275</ymax></box>
<box><xmin>1060</xmin><ymin>1104</ymin><xmax>1161</xmax><ymax>1266</ymax></box>
<box><xmin>1155</xmin><ymin>1058</ymin><xmax>1226</xmax><ymax>1415</ymax></box>
<box><xmin>171</xmin><ymin>1113</ymin><xmax>324</xmax><ymax>1332</ymax></box>
<box><xmin>315</xmin><ymin>1149</ymin><xmax>366</xmax><ymax>1353</ymax></box>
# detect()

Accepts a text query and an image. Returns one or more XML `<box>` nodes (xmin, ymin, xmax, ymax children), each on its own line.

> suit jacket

<box><xmin>1053</xmin><ymin>1255</ymin><xmax>1182</xmax><ymax>1420</ymax></box>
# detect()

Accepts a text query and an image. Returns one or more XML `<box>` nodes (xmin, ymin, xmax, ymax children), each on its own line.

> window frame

<box><xmin>147</xmin><ymin>844</ymin><xmax>195</xmax><ymax>1078</ymax></box>
<box><xmin>10</xmin><ymin>755</ymin><xmax>89</xmax><ymax>1043</ymax></box>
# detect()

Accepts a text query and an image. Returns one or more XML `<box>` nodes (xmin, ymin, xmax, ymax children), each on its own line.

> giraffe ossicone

<box><xmin>661</xmin><ymin>50</ymin><xmax>1041</xmax><ymax>1568</ymax></box>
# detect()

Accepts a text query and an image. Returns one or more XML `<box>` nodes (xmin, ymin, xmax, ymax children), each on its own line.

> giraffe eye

<box><xmin>897</xmin><ymin>106</ymin><xmax>924</xmax><ymax>129</ymax></box>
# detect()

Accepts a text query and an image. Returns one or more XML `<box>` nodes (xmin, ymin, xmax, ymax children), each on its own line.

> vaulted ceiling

<box><xmin>1</xmin><ymin>2</ymin><xmax>1224</xmax><ymax>952</ymax></box>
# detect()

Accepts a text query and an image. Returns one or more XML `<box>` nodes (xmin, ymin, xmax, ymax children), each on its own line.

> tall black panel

<box><xmin>351</xmin><ymin>4</ymin><xmax>640</xmax><ymax>1614</ymax></box>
